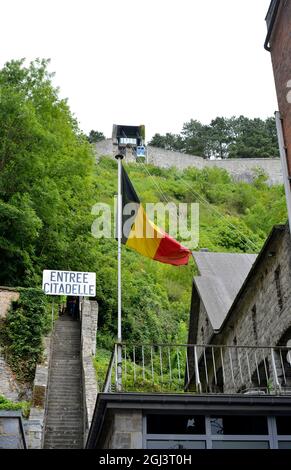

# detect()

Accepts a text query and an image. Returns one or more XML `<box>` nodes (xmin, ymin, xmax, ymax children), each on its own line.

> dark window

<box><xmin>201</xmin><ymin>326</ymin><xmax>204</xmax><ymax>343</ymax></box>
<box><xmin>274</xmin><ymin>265</ymin><xmax>283</xmax><ymax>311</ymax></box>
<box><xmin>251</xmin><ymin>305</ymin><xmax>258</xmax><ymax>343</ymax></box>
<box><xmin>210</xmin><ymin>415</ymin><xmax>268</xmax><ymax>435</ymax></box>
<box><xmin>211</xmin><ymin>367</ymin><xmax>224</xmax><ymax>393</ymax></box>
<box><xmin>276</xmin><ymin>416</ymin><xmax>291</xmax><ymax>435</ymax></box>
<box><xmin>147</xmin><ymin>414</ymin><xmax>205</xmax><ymax>435</ymax></box>
<box><xmin>251</xmin><ymin>358</ymin><xmax>270</xmax><ymax>388</ymax></box>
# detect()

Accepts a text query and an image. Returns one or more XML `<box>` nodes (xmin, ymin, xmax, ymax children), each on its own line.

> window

<box><xmin>274</xmin><ymin>266</ymin><xmax>283</xmax><ymax>311</ymax></box>
<box><xmin>251</xmin><ymin>358</ymin><xmax>269</xmax><ymax>388</ymax></box>
<box><xmin>147</xmin><ymin>414</ymin><xmax>205</xmax><ymax>435</ymax></box>
<box><xmin>276</xmin><ymin>416</ymin><xmax>291</xmax><ymax>435</ymax></box>
<box><xmin>210</xmin><ymin>415</ymin><xmax>268</xmax><ymax>435</ymax></box>
<box><xmin>144</xmin><ymin>414</ymin><xmax>283</xmax><ymax>449</ymax></box>
<box><xmin>251</xmin><ymin>305</ymin><xmax>258</xmax><ymax>344</ymax></box>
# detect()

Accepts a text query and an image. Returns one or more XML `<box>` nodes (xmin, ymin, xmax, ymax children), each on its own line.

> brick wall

<box><xmin>269</xmin><ymin>0</ymin><xmax>291</xmax><ymax>173</ymax></box>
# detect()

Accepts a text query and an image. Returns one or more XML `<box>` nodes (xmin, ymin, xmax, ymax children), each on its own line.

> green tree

<box><xmin>228</xmin><ymin>116</ymin><xmax>279</xmax><ymax>158</ymax></box>
<box><xmin>0</xmin><ymin>59</ymin><xmax>95</xmax><ymax>285</ymax></box>
<box><xmin>181</xmin><ymin>119</ymin><xmax>209</xmax><ymax>156</ymax></box>
<box><xmin>88</xmin><ymin>130</ymin><xmax>105</xmax><ymax>143</ymax></box>
<box><xmin>149</xmin><ymin>132</ymin><xmax>184</xmax><ymax>151</ymax></box>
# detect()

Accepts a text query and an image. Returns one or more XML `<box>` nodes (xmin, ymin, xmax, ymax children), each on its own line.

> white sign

<box><xmin>42</xmin><ymin>270</ymin><xmax>96</xmax><ymax>297</ymax></box>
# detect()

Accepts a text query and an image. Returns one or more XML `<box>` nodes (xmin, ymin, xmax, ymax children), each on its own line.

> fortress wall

<box><xmin>94</xmin><ymin>140</ymin><xmax>283</xmax><ymax>185</ymax></box>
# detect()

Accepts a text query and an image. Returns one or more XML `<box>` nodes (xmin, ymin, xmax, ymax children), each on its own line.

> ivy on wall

<box><xmin>0</xmin><ymin>288</ymin><xmax>50</xmax><ymax>384</ymax></box>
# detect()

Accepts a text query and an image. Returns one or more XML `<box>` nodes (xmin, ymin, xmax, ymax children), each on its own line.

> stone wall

<box><xmin>196</xmin><ymin>301</ymin><xmax>214</xmax><ymax>347</ymax></box>
<box><xmin>209</xmin><ymin>226</ymin><xmax>291</xmax><ymax>393</ymax></box>
<box><xmin>0</xmin><ymin>287</ymin><xmax>21</xmax><ymax>401</ymax></box>
<box><xmin>216</xmin><ymin>227</ymin><xmax>291</xmax><ymax>349</ymax></box>
<box><xmin>0</xmin><ymin>287</ymin><xmax>19</xmax><ymax>319</ymax></box>
<box><xmin>102</xmin><ymin>410</ymin><xmax>143</xmax><ymax>449</ymax></box>
<box><xmin>80</xmin><ymin>299</ymin><xmax>98</xmax><ymax>445</ymax></box>
<box><xmin>94</xmin><ymin>139</ymin><xmax>283</xmax><ymax>185</ymax></box>
<box><xmin>25</xmin><ymin>335</ymin><xmax>51</xmax><ymax>449</ymax></box>
<box><xmin>0</xmin><ymin>357</ymin><xmax>21</xmax><ymax>401</ymax></box>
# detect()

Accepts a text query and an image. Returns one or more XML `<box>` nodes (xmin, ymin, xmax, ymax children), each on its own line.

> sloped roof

<box><xmin>193</xmin><ymin>252</ymin><xmax>257</xmax><ymax>332</ymax></box>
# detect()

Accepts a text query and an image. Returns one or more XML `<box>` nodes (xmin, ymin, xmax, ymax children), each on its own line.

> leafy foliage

<box><xmin>87</xmin><ymin>130</ymin><xmax>105</xmax><ymax>143</ymax></box>
<box><xmin>0</xmin><ymin>288</ymin><xmax>50</xmax><ymax>383</ymax></box>
<box><xmin>93</xmin><ymin>157</ymin><xmax>286</xmax><ymax>351</ymax></box>
<box><xmin>0</xmin><ymin>60</ymin><xmax>287</xmax><ymax>393</ymax></box>
<box><xmin>0</xmin><ymin>395</ymin><xmax>30</xmax><ymax>418</ymax></box>
<box><xmin>0</xmin><ymin>59</ymin><xmax>96</xmax><ymax>286</ymax></box>
<box><xmin>149</xmin><ymin>116</ymin><xmax>279</xmax><ymax>159</ymax></box>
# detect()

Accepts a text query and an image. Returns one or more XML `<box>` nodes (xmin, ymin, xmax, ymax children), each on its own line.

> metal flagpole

<box><xmin>52</xmin><ymin>297</ymin><xmax>55</xmax><ymax>330</ymax></box>
<box><xmin>115</xmin><ymin>153</ymin><xmax>123</xmax><ymax>391</ymax></box>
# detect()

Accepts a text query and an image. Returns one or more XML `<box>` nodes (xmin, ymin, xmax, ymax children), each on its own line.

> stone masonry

<box><xmin>95</xmin><ymin>139</ymin><xmax>283</xmax><ymax>185</ymax></box>
<box><xmin>191</xmin><ymin>225</ymin><xmax>291</xmax><ymax>393</ymax></box>
<box><xmin>0</xmin><ymin>288</ymin><xmax>19</xmax><ymax>319</ymax></box>
<box><xmin>25</xmin><ymin>336</ymin><xmax>51</xmax><ymax>449</ymax></box>
<box><xmin>80</xmin><ymin>299</ymin><xmax>98</xmax><ymax>445</ymax></box>
<box><xmin>102</xmin><ymin>410</ymin><xmax>143</xmax><ymax>449</ymax></box>
<box><xmin>0</xmin><ymin>288</ymin><xmax>21</xmax><ymax>401</ymax></box>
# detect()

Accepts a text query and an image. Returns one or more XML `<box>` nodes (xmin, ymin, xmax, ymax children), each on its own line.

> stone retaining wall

<box><xmin>0</xmin><ymin>287</ymin><xmax>21</xmax><ymax>401</ymax></box>
<box><xmin>25</xmin><ymin>335</ymin><xmax>51</xmax><ymax>449</ymax></box>
<box><xmin>95</xmin><ymin>139</ymin><xmax>283</xmax><ymax>185</ymax></box>
<box><xmin>80</xmin><ymin>299</ymin><xmax>98</xmax><ymax>445</ymax></box>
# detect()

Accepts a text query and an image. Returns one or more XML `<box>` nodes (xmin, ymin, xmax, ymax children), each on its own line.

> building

<box><xmin>265</xmin><ymin>0</ymin><xmax>291</xmax><ymax>167</ymax></box>
<box><xmin>265</xmin><ymin>0</ymin><xmax>291</xmax><ymax>230</ymax></box>
<box><xmin>85</xmin><ymin>223</ymin><xmax>291</xmax><ymax>450</ymax></box>
<box><xmin>187</xmin><ymin>224</ymin><xmax>291</xmax><ymax>394</ymax></box>
<box><xmin>0</xmin><ymin>412</ymin><xmax>27</xmax><ymax>449</ymax></box>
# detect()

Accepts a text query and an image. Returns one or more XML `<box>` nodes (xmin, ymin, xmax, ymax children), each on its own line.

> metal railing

<box><xmin>101</xmin><ymin>343</ymin><xmax>291</xmax><ymax>395</ymax></box>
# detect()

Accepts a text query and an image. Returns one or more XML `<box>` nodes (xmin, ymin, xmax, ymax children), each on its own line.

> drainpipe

<box><xmin>264</xmin><ymin>0</ymin><xmax>280</xmax><ymax>51</ymax></box>
<box><xmin>275</xmin><ymin>111</ymin><xmax>291</xmax><ymax>235</ymax></box>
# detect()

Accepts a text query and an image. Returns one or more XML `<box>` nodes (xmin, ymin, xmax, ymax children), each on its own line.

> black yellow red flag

<box><xmin>120</xmin><ymin>165</ymin><xmax>191</xmax><ymax>266</ymax></box>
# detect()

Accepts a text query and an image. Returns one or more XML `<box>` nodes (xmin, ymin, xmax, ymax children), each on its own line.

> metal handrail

<box><xmin>100</xmin><ymin>342</ymin><xmax>291</xmax><ymax>395</ymax></box>
<box><xmin>102</xmin><ymin>347</ymin><xmax>116</xmax><ymax>393</ymax></box>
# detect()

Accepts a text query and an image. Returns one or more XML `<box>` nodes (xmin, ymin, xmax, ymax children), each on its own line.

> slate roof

<box><xmin>192</xmin><ymin>252</ymin><xmax>257</xmax><ymax>332</ymax></box>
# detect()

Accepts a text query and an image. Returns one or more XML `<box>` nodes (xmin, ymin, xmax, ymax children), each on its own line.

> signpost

<box><xmin>42</xmin><ymin>270</ymin><xmax>96</xmax><ymax>296</ymax></box>
<box><xmin>42</xmin><ymin>270</ymin><xmax>96</xmax><ymax>328</ymax></box>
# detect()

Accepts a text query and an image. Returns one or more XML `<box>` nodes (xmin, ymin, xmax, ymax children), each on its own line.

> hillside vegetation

<box><xmin>0</xmin><ymin>59</ymin><xmax>287</xmax><ymax>357</ymax></box>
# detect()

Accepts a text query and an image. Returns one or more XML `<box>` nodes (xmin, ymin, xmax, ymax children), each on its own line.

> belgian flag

<box><xmin>120</xmin><ymin>165</ymin><xmax>191</xmax><ymax>266</ymax></box>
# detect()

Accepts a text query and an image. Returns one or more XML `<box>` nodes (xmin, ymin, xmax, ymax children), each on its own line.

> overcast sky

<box><xmin>1</xmin><ymin>0</ymin><xmax>277</xmax><ymax>141</ymax></box>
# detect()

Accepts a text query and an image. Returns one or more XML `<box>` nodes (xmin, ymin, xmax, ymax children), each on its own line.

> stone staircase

<box><xmin>43</xmin><ymin>314</ymin><xmax>83</xmax><ymax>449</ymax></box>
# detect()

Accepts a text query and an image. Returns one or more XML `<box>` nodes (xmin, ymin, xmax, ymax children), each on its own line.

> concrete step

<box><xmin>43</xmin><ymin>315</ymin><xmax>83</xmax><ymax>449</ymax></box>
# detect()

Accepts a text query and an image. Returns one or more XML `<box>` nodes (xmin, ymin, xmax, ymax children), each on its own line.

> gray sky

<box><xmin>1</xmin><ymin>0</ymin><xmax>277</xmax><ymax>141</ymax></box>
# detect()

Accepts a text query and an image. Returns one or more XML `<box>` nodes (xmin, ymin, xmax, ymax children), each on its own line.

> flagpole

<box><xmin>115</xmin><ymin>153</ymin><xmax>123</xmax><ymax>391</ymax></box>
